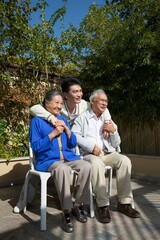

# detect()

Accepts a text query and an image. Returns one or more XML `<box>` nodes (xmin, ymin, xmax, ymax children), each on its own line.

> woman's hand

<box><xmin>48</xmin><ymin>125</ymin><xmax>64</xmax><ymax>140</ymax></box>
<box><xmin>54</xmin><ymin>120</ymin><xmax>71</xmax><ymax>139</ymax></box>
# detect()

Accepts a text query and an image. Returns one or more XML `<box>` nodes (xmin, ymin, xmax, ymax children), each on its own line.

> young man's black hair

<box><xmin>61</xmin><ymin>78</ymin><xmax>82</xmax><ymax>93</ymax></box>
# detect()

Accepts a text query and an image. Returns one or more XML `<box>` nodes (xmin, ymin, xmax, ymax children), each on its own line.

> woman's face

<box><xmin>45</xmin><ymin>95</ymin><xmax>63</xmax><ymax>115</ymax></box>
<box><xmin>64</xmin><ymin>84</ymin><xmax>83</xmax><ymax>104</ymax></box>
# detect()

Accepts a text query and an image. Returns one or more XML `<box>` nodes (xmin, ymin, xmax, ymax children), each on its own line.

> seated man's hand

<box><xmin>93</xmin><ymin>145</ymin><xmax>102</xmax><ymax>156</ymax></box>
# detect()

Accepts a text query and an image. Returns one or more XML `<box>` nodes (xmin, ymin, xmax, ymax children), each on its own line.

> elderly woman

<box><xmin>15</xmin><ymin>90</ymin><xmax>92</xmax><ymax>233</ymax></box>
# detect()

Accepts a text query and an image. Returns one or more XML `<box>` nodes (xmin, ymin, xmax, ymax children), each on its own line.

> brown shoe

<box><xmin>117</xmin><ymin>202</ymin><xmax>140</xmax><ymax>218</ymax></box>
<box><xmin>96</xmin><ymin>206</ymin><xmax>111</xmax><ymax>223</ymax></box>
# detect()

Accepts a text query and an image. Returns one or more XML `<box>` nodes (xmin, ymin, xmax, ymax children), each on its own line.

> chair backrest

<box><xmin>29</xmin><ymin>142</ymin><xmax>36</xmax><ymax>170</ymax></box>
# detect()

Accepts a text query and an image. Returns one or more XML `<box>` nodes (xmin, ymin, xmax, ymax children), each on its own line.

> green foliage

<box><xmin>0</xmin><ymin>0</ymin><xmax>71</xmax><ymax>77</ymax></box>
<box><xmin>0</xmin><ymin>69</ymin><xmax>52</xmax><ymax>160</ymax></box>
<box><xmin>0</xmin><ymin>0</ymin><xmax>70</xmax><ymax>159</ymax></box>
<box><xmin>0</xmin><ymin>119</ymin><xmax>7</xmax><ymax>135</ymax></box>
<box><xmin>0</xmin><ymin>119</ymin><xmax>29</xmax><ymax>160</ymax></box>
<box><xmin>0</xmin><ymin>73</ymin><xmax>53</xmax><ymax>159</ymax></box>
<box><xmin>62</xmin><ymin>1</ymin><xmax>160</xmax><ymax>126</ymax></box>
<box><xmin>0</xmin><ymin>6</ymin><xmax>65</xmax><ymax>161</ymax></box>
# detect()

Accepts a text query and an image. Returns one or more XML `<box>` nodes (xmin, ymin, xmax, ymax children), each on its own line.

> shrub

<box><xmin>0</xmin><ymin>119</ymin><xmax>29</xmax><ymax>160</ymax></box>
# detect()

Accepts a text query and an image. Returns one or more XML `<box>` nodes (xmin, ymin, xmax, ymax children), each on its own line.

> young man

<box><xmin>24</xmin><ymin>90</ymin><xmax>91</xmax><ymax>233</ymax></box>
<box><xmin>72</xmin><ymin>89</ymin><xmax>141</xmax><ymax>223</ymax></box>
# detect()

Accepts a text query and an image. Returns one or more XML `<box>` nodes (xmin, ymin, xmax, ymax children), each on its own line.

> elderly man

<box><xmin>72</xmin><ymin>89</ymin><xmax>140</xmax><ymax>223</ymax></box>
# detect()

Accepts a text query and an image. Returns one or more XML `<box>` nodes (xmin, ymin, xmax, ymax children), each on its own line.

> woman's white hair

<box><xmin>89</xmin><ymin>89</ymin><xmax>106</xmax><ymax>104</ymax></box>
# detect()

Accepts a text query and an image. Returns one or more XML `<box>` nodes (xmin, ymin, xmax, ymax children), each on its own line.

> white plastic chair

<box><xmin>23</xmin><ymin>143</ymin><xmax>77</xmax><ymax>231</ymax></box>
<box><xmin>22</xmin><ymin>143</ymin><xmax>52</xmax><ymax>231</ymax></box>
<box><xmin>23</xmin><ymin>144</ymin><xmax>113</xmax><ymax>228</ymax></box>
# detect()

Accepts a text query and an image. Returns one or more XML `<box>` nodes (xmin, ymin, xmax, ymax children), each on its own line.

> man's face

<box><xmin>92</xmin><ymin>92</ymin><xmax>108</xmax><ymax>116</ymax></box>
<box><xmin>64</xmin><ymin>84</ymin><xmax>83</xmax><ymax>104</ymax></box>
<box><xmin>45</xmin><ymin>95</ymin><xmax>63</xmax><ymax>115</ymax></box>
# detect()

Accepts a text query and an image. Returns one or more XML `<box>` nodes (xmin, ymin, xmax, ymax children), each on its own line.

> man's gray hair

<box><xmin>89</xmin><ymin>89</ymin><xmax>106</xmax><ymax>103</ymax></box>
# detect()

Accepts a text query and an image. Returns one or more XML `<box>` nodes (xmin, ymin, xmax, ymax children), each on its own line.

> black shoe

<box><xmin>72</xmin><ymin>205</ymin><xmax>87</xmax><ymax>223</ymax></box>
<box><xmin>62</xmin><ymin>211</ymin><xmax>74</xmax><ymax>233</ymax></box>
<box><xmin>117</xmin><ymin>202</ymin><xmax>140</xmax><ymax>218</ymax></box>
<box><xmin>96</xmin><ymin>206</ymin><xmax>111</xmax><ymax>223</ymax></box>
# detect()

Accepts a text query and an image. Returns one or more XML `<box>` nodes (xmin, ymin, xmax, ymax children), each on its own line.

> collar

<box><xmin>89</xmin><ymin>109</ymin><xmax>104</xmax><ymax>120</ymax></box>
<box><xmin>63</xmin><ymin>99</ymin><xmax>79</xmax><ymax>117</ymax></box>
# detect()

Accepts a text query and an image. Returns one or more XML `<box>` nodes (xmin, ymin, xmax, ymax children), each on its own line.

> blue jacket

<box><xmin>30</xmin><ymin>115</ymin><xmax>80</xmax><ymax>172</ymax></box>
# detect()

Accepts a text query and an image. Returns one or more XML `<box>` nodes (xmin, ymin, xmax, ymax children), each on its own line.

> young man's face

<box><xmin>45</xmin><ymin>95</ymin><xmax>63</xmax><ymax>115</ymax></box>
<box><xmin>64</xmin><ymin>84</ymin><xmax>83</xmax><ymax>104</ymax></box>
<box><xmin>92</xmin><ymin>92</ymin><xmax>108</xmax><ymax>116</ymax></box>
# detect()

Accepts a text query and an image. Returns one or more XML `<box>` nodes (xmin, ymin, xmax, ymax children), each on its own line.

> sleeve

<box><xmin>85</xmin><ymin>100</ymin><xmax>91</xmax><ymax>109</ymax></box>
<box><xmin>103</xmin><ymin>108</ymin><xmax>111</xmax><ymax>122</ymax></box>
<box><xmin>30</xmin><ymin>104</ymin><xmax>56</xmax><ymax>122</ymax></box>
<box><xmin>109</xmin><ymin>131</ymin><xmax>121</xmax><ymax>148</ymax></box>
<box><xmin>79</xmin><ymin>100</ymin><xmax>91</xmax><ymax>113</ymax></box>
<box><xmin>30</xmin><ymin>118</ymin><xmax>52</xmax><ymax>153</ymax></box>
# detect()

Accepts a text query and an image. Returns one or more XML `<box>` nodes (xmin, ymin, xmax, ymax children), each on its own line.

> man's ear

<box><xmin>63</xmin><ymin>92</ymin><xmax>67</xmax><ymax>99</ymax></box>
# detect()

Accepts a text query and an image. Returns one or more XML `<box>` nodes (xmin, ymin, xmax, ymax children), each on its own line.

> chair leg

<box><xmin>107</xmin><ymin>168</ymin><xmax>113</xmax><ymax>196</ymax></box>
<box><xmin>40</xmin><ymin>175</ymin><xmax>49</xmax><ymax>231</ymax></box>
<box><xmin>71</xmin><ymin>170</ymin><xmax>78</xmax><ymax>202</ymax></box>
<box><xmin>89</xmin><ymin>182</ymin><xmax>95</xmax><ymax>218</ymax></box>
<box><xmin>131</xmin><ymin>192</ymin><xmax>135</xmax><ymax>208</ymax></box>
<box><xmin>71</xmin><ymin>170</ymin><xmax>94</xmax><ymax>218</ymax></box>
<box><xmin>23</xmin><ymin>171</ymin><xmax>31</xmax><ymax>213</ymax></box>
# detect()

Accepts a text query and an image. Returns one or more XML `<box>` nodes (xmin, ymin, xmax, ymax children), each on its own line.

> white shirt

<box><xmin>88</xmin><ymin>110</ymin><xmax>105</xmax><ymax>150</ymax></box>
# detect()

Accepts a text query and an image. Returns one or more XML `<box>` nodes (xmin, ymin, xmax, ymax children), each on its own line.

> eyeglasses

<box><xmin>96</xmin><ymin>98</ymin><xmax>108</xmax><ymax>103</ymax></box>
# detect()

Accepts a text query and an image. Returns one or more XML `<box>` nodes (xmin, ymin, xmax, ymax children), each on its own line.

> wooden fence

<box><xmin>119</xmin><ymin>121</ymin><xmax>160</xmax><ymax>156</ymax></box>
